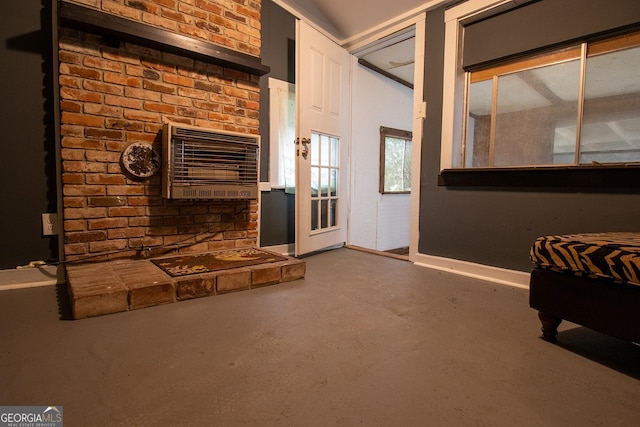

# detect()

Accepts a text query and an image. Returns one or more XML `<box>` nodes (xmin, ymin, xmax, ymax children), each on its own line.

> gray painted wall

<box><xmin>0</xmin><ymin>0</ymin><xmax>58</xmax><ymax>269</ymax></box>
<box><xmin>419</xmin><ymin>4</ymin><xmax>640</xmax><ymax>272</ymax></box>
<box><xmin>259</xmin><ymin>0</ymin><xmax>296</xmax><ymax>247</ymax></box>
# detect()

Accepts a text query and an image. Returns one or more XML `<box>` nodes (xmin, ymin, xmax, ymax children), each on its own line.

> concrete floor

<box><xmin>1</xmin><ymin>248</ymin><xmax>639</xmax><ymax>426</ymax></box>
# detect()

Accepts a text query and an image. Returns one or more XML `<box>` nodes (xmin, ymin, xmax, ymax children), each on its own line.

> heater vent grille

<box><xmin>162</xmin><ymin>122</ymin><xmax>259</xmax><ymax>200</ymax></box>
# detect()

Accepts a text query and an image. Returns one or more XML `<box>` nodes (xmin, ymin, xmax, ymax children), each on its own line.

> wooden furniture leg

<box><xmin>538</xmin><ymin>311</ymin><xmax>562</xmax><ymax>342</ymax></box>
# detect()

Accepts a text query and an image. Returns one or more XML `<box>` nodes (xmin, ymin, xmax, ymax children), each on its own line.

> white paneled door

<box><xmin>295</xmin><ymin>21</ymin><xmax>351</xmax><ymax>257</ymax></box>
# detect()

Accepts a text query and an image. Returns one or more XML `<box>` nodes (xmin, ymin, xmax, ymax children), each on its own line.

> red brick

<box><xmin>178</xmin><ymin>3</ymin><xmax>207</xmax><ymax>19</ymax></box>
<box><xmin>61</xmin><ymin>148</ymin><xmax>85</xmax><ymax>161</ymax></box>
<box><xmin>84</xmin><ymin>56</ymin><xmax>123</xmax><ymax>72</ymax></box>
<box><xmin>84</xmin><ymin>104</ymin><xmax>124</xmax><ymax>118</ymax></box>
<box><xmin>64</xmin><ymin>219</ymin><xmax>87</xmax><ymax>232</ymax></box>
<box><xmin>103</xmin><ymin>1</ymin><xmax>142</xmax><ymax>20</ymax></box>
<box><xmin>108</xmin><ymin>227</ymin><xmax>145</xmax><ymax>239</ymax></box>
<box><xmin>251</xmin><ymin>264</ymin><xmax>281</xmax><ymax>288</ymax></box>
<box><xmin>176</xmin><ymin>276</ymin><xmax>216</xmax><ymax>300</ymax></box>
<box><xmin>64</xmin><ymin>207</ymin><xmax>107</xmax><ymax>219</ymax></box>
<box><xmin>125</xmin><ymin>131</ymin><xmax>157</xmax><ymax>143</ymax></box>
<box><xmin>60</xmin><ymin>64</ymin><xmax>102</xmax><ymax>80</ymax></box>
<box><xmin>155</xmin><ymin>0</ymin><xmax>176</xmax><ymax>7</ymax></box>
<box><xmin>163</xmin><ymin>74</ymin><xmax>193</xmax><ymax>87</ymax></box>
<box><xmin>142</xmin><ymin>11</ymin><xmax>179</xmax><ymax>31</ymax></box>
<box><xmin>224</xmin><ymin>10</ymin><xmax>247</xmax><ymax>24</ymax></box>
<box><xmin>59</xmin><ymin>51</ymin><xmax>81</xmax><ymax>64</ymax></box>
<box><xmin>106</xmin><ymin>119</ymin><xmax>144</xmax><ymax>131</ymax></box>
<box><xmin>86</xmin><ymin>174</ymin><xmax>126</xmax><ymax>185</ymax></box>
<box><xmin>88</xmin><ymin>196</ymin><xmax>126</xmax><ymax>207</ymax></box>
<box><xmin>144</xmin><ymin>102</ymin><xmax>176</xmax><ymax>114</ymax></box>
<box><xmin>60</xmin><ymin>87</ymin><xmax>102</xmax><ymax>104</ymax></box>
<box><xmin>67</xmin><ymin>262</ymin><xmax>128</xmax><ymax>319</ymax></box>
<box><xmin>217</xmin><ymin>270</ymin><xmax>251</xmax><ymax>293</ymax></box>
<box><xmin>83</xmin><ymin>80</ymin><xmax>124</xmax><ymax>96</ymax></box>
<box><xmin>125</xmin><ymin>87</ymin><xmax>162</xmax><ymax>101</ymax></box>
<box><xmin>124</xmin><ymin>109</ymin><xmax>161</xmax><ymax>122</ymax></box>
<box><xmin>195</xmin><ymin>0</ymin><xmax>221</xmax><ymax>14</ymax></box>
<box><xmin>107</xmin><ymin>185</ymin><xmax>145</xmax><ymax>196</ymax></box>
<box><xmin>282</xmin><ymin>260</ymin><xmax>306</xmax><ymax>282</ymax></box>
<box><xmin>237</xmin><ymin>4</ymin><xmax>261</xmax><ymax>21</ymax></box>
<box><xmin>105</xmin><ymin>94</ymin><xmax>144</xmax><ymax>109</ymax></box>
<box><xmin>61</xmin><ymin>100</ymin><xmax>82</xmax><ymax>113</ymax></box>
<box><xmin>59</xmin><ymin>75</ymin><xmax>81</xmax><ymax>88</ymax></box>
<box><xmin>63</xmin><ymin>161</ymin><xmax>108</xmax><ymax>174</ymax></box>
<box><xmin>88</xmin><ymin>239</ymin><xmax>128</xmax><ymax>253</ymax></box>
<box><xmin>63</xmin><ymin>185</ymin><xmax>106</xmax><ymax>196</ymax></box>
<box><xmin>63</xmin><ymin>128</ymin><xmax>102</xmax><ymax>143</ymax></box>
<box><xmin>62</xmin><ymin>173</ymin><xmax>85</xmax><ymax>184</ymax></box>
<box><xmin>109</xmin><ymin>206</ymin><xmax>146</xmax><ymax>217</ymax></box>
<box><xmin>88</xmin><ymin>217</ymin><xmax>128</xmax><ymax>230</ymax></box>
<box><xmin>143</xmin><ymin>79</ymin><xmax>176</xmax><ymax>94</ymax></box>
<box><xmin>161</xmin><ymin>9</ymin><xmax>188</xmax><ymax>23</ymax></box>
<box><xmin>61</xmin><ymin>112</ymin><xmax>104</xmax><ymax>128</ymax></box>
<box><xmin>65</xmin><ymin>231</ymin><xmax>107</xmax><ymax>243</ymax></box>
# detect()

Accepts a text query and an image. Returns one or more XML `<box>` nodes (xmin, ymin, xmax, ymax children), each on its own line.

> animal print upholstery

<box><xmin>530</xmin><ymin>232</ymin><xmax>640</xmax><ymax>287</ymax></box>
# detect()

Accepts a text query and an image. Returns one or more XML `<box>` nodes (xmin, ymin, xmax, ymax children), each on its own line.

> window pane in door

<box><xmin>311</xmin><ymin>133</ymin><xmax>320</xmax><ymax>164</ymax></box>
<box><xmin>330</xmin><ymin>199</ymin><xmax>337</xmax><ymax>227</ymax></box>
<box><xmin>330</xmin><ymin>168</ymin><xmax>337</xmax><ymax>196</ymax></box>
<box><xmin>311</xmin><ymin>199</ymin><xmax>318</xmax><ymax>231</ymax></box>
<box><xmin>311</xmin><ymin>167</ymin><xmax>319</xmax><ymax>197</ymax></box>
<box><xmin>320</xmin><ymin>134</ymin><xmax>330</xmax><ymax>166</ymax></box>
<box><xmin>320</xmin><ymin>199</ymin><xmax>328</xmax><ymax>229</ymax></box>
<box><xmin>320</xmin><ymin>167</ymin><xmax>329</xmax><ymax>197</ymax></box>
<box><xmin>330</xmin><ymin>136</ymin><xmax>338</xmax><ymax>166</ymax></box>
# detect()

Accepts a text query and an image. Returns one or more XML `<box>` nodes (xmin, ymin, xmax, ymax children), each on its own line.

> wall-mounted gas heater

<box><xmin>162</xmin><ymin>122</ymin><xmax>259</xmax><ymax>200</ymax></box>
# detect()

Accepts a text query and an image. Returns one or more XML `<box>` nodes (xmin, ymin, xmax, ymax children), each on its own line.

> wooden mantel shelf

<box><xmin>58</xmin><ymin>1</ymin><xmax>270</xmax><ymax>76</ymax></box>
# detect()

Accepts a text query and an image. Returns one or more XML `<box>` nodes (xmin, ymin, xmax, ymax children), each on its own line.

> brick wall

<box><xmin>59</xmin><ymin>0</ymin><xmax>262</xmax><ymax>263</ymax></box>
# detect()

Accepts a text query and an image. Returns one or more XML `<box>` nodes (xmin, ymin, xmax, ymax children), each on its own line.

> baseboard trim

<box><xmin>0</xmin><ymin>264</ymin><xmax>65</xmax><ymax>291</ymax></box>
<box><xmin>413</xmin><ymin>253</ymin><xmax>530</xmax><ymax>289</ymax></box>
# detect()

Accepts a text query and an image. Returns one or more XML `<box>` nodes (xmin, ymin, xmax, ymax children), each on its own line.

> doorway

<box><xmin>259</xmin><ymin>7</ymin><xmax>425</xmax><ymax>262</ymax></box>
<box><xmin>347</xmin><ymin>24</ymin><xmax>423</xmax><ymax>261</ymax></box>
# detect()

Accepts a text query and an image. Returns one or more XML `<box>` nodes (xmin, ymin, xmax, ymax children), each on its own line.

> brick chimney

<box><xmin>58</xmin><ymin>0</ymin><xmax>264</xmax><ymax>263</ymax></box>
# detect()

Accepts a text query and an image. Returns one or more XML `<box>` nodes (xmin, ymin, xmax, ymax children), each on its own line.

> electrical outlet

<box><xmin>42</xmin><ymin>213</ymin><xmax>58</xmax><ymax>236</ymax></box>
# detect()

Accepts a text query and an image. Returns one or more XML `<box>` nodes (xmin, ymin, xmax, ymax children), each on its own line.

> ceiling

<box><xmin>275</xmin><ymin>0</ymin><xmax>452</xmax><ymax>86</ymax></box>
<box><xmin>276</xmin><ymin>0</ymin><xmax>431</xmax><ymax>42</ymax></box>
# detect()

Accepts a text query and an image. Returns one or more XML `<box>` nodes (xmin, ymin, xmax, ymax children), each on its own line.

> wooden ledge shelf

<box><xmin>58</xmin><ymin>1</ymin><xmax>270</xmax><ymax>76</ymax></box>
<box><xmin>438</xmin><ymin>165</ymin><xmax>640</xmax><ymax>191</ymax></box>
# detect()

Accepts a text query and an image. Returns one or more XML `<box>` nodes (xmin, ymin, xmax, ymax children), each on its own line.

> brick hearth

<box><xmin>67</xmin><ymin>250</ymin><xmax>305</xmax><ymax>319</ymax></box>
<box><xmin>58</xmin><ymin>1</ymin><xmax>291</xmax><ymax>320</ymax></box>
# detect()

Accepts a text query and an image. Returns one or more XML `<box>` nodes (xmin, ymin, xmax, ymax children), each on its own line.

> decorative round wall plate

<box><xmin>121</xmin><ymin>142</ymin><xmax>160</xmax><ymax>178</ymax></box>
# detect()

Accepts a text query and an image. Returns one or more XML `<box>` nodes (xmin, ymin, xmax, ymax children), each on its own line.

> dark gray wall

<box><xmin>0</xmin><ymin>0</ymin><xmax>58</xmax><ymax>269</ymax></box>
<box><xmin>259</xmin><ymin>0</ymin><xmax>296</xmax><ymax>247</ymax></box>
<box><xmin>419</xmin><ymin>3</ymin><xmax>640</xmax><ymax>272</ymax></box>
<box><xmin>463</xmin><ymin>0</ymin><xmax>640</xmax><ymax>69</ymax></box>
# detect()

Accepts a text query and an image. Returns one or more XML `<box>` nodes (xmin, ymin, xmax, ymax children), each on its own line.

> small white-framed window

<box><xmin>268</xmin><ymin>77</ymin><xmax>296</xmax><ymax>191</ymax></box>
<box><xmin>380</xmin><ymin>126</ymin><xmax>412</xmax><ymax>193</ymax></box>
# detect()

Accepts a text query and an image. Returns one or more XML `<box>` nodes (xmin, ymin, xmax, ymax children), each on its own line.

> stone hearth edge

<box><xmin>66</xmin><ymin>251</ymin><xmax>306</xmax><ymax>319</ymax></box>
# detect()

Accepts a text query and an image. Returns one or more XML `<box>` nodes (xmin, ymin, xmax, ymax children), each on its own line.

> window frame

<box><xmin>462</xmin><ymin>32</ymin><xmax>640</xmax><ymax>169</ymax></box>
<box><xmin>439</xmin><ymin>0</ymin><xmax>640</xmax><ymax>188</ymax></box>
<box><xmin>379</xmin><ymin>126</ymin><xmax>413</xmax><ymax>194</ymax></box>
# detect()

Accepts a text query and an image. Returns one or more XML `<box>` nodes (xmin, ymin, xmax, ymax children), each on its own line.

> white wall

<box><xmin>349</xmin><ymin>61</ymin><xmax>413</xmax><ymax>251</ymax></box>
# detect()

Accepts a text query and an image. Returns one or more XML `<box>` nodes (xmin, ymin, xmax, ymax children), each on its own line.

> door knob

<box><xmin>301</xmin><ymin>137</ymin><xmax>310</xmax><ymax>160</ymax></box>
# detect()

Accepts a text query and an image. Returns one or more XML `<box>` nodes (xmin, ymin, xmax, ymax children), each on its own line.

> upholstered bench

<box><xmin>529</xmin><ymin>232</ymin><xmax>640</xmax><ymax>343</ymax></box>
